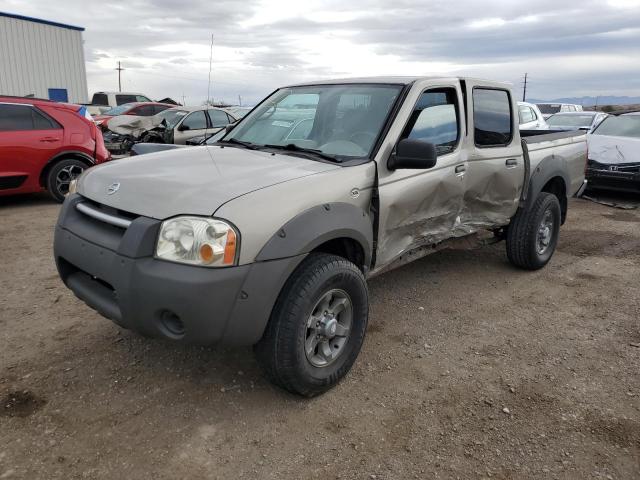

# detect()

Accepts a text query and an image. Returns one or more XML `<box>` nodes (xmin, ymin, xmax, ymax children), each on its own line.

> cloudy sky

<box><xmin>3</xmin><ymin>0</ymin><xmax>640</xmax><ymax>105</ymax></box>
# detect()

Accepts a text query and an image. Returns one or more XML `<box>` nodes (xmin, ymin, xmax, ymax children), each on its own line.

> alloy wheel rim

<box><xmin>536</xmin><ymin>209</ymin><xmax>555</xmax><ymax>255</ymax></box>
<box><xmin>304</xmin><ymin>289</ymin><xmax>353</xmax><ymax>368</ymax></box>
<box><xmin>56</xmin><ymin>165</ymin><xmax>84</xmax><ymax>196</ymax></box>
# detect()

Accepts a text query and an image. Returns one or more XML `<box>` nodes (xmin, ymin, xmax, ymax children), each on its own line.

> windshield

<box><xmin>104</xmin><ymin>103</ymin><xmax>135</xmax><ymax>116</ymax></box>
<box><xmin>537</xmin><ymin>104</ymin><xmax>561</xmax><ymax>114</ymax></box>
<box><xmin>592</xmin><ymin>115</ymin><xmax>640</xmax><ymax>138</ymax></box>
<box><xmin>546</xmin><ymin>114</ymin><xmax>595</xmax><ymax>127</ymax></box>
<box><xmin>155</xmin><ymin>109</ymin><xmax>188</xmax><ymax>129</ymax></box>
<box><xmin>224</xmin><ymin>84</ymin><xmax>403</xmax><ymax>158</ymax></box>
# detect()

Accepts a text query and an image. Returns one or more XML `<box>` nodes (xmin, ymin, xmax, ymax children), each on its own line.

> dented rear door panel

<box><xmin>461</xmin><ymin>81</ymin><xmax>525</xmax><ymax>228</ymax></box>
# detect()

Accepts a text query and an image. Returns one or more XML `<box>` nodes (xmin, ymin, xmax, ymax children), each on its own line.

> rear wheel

<box><xmin>254</xmin><ymin>253</ymin><xmax>369</xmax><ymax>397</ymax></box>
<box><xmin>506</xmin><ymin>192</ymin><xmax>561</xmax><ymax>270</ymax></box>
<box><xmin>46</xmin><ymin>158</ymin><xmax>87</xmax><ymax>202</ymax></box>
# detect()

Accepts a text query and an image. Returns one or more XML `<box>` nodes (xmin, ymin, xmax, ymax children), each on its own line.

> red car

<box><xmin>0</xmin><ymin>96</ymin><xmax>111</xmax><ymax>202</ymax></box>
<box><xmin>93</xmin><ymin>102</ymin><xmax>173</xmax><ymax>130</ymax></box>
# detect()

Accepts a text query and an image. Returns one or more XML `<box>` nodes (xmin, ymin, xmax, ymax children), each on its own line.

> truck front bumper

<box><xmin>54</xmin><ymin>195</ymin><xmax>304</xmax><ymax>346</ymax></box>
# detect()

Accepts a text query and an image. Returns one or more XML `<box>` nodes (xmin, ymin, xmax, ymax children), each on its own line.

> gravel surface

<box><xmin>1</xmin><ymin>193</ymin><xmax>639</xmax><ymax>479</ymax></box>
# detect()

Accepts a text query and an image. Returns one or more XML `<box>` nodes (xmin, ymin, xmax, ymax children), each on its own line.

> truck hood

<box><xmin>78</xmin><ymin>145</ymin><xmax>339</xmax><ymax>219</ymax></box>
<box><xmin>588</xmin><ymin>134</ymin><xmax>640</xmax><ymax>165</ymax></box>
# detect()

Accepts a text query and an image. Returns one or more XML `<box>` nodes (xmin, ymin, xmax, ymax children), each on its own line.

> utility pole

<box><xmin>522</xmin><ymin>73</ymin><xmax>528</xmax><ymax>102</ymax></box>
<box><xmin>181</xmin><ymin>93</ymin><xmax>186</xmax><ymax>106</ymax></box>
<box><xmin>238</xmin><ymin>95</ymin><xmax>242</xmax><ymax>106</ymax></box>
<box><xmin>116</xmin><ymin>61</ymin><xmax>124</xmax><ymax>92</ymax></box>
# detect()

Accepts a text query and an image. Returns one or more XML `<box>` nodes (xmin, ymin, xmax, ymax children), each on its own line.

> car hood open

<box><xmin>588</xmin><ymin>134</ymin><xmax>640</xmax><ymax>165</ymax></box>
<box><xmin>78</xmin><ymin>145</ymin><xmax>339</xmax><ymax>219</ymax></box>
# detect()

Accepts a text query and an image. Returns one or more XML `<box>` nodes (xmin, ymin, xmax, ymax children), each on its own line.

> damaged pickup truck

<box><xmin>54</xmin><ymin>77</ymin><xmax>587</xmax><ymax>396</ymax></box>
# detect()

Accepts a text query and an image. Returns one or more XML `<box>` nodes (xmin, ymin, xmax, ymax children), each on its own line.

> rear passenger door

<box><xmin>206</xmin><ymin>109</ymin><xmax>232</xmax><ymax>136</ymax></box>
<box><xmin>0</xmin><ymin>103</ymin><xmax>62</xmax><ymax>193</ymax></box>
<box><xmin>462</xmin><ymin>82</ymin><xmax>525</xmax><ymax>225</ymax></box>
<box><xmin>376</xmin><ymin>83</ymin><xmax>466</xmax><ymax>268</ymax></box>
<box><xmin>174</xmin><ymin>110</ymin><xmax>208</xmax><ymax>144</ymax></box>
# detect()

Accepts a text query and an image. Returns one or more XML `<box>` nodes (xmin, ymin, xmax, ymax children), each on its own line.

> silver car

<box><xmin>546</xmin><ymin>111</ymin><xmax>608</xmax><ymax>131</ymax></box>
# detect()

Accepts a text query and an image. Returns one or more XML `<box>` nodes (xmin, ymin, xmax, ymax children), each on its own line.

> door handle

<box><xmin>455</xmin><ymin>164</ymin><xmax>466</xmax><ymax>175</ymax></box>
<box><xmin>39</xmin><ymin>137</ymin><xmax>59</xmax><ymax>142</ymax></box>
<box><xmin>505</xmin><ymin>159</ymin><xmax>518</xmax><ymax>168</ymax></box>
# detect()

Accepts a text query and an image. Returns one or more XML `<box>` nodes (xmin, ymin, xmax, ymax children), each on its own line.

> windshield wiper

<box><xmin>219</xmin><ymin>138</ymin><xmax>259</xmax><ymax>150</ymax></box>
<box><xmin>263</xmin><ymin>143</ymin><xmax>341</xmax><ymax>163</ymax></box>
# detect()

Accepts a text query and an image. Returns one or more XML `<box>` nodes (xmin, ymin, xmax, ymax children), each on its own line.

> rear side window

<box><xmin>473</xmin><ymin>88</ymin><xmax>513</xmax><ymax>147</ymax></box>
<box><xmin>116</xmin><ymin>94</ymin><xmax>137</xmax><ymax>105</ymax></box>
<box><xmin>92</xmin><ymin>93</ymin><xmax>108</xmax><ymax>106</ymax></box>
<box><xmin>135</xmin><ymin>95</ymin><xmax>152</xmax><ymax>102</ymax></box>
<box><xmin>154</xmin><ymin>105</ymin><xmax>171</xmax><ymax>115</ymax></box>
<box><xmin>181</xmin><ymin>111</ymin><xmax>207</xmax><ymax>130</ymax></box>
<box><xmin>518</xmin><ymin>106</ymin><xmax>536</xmax><ymax>124</ymax></box>
<box><xmin>401</xmin><ymin>88</ymin><xmax>460</xmax><ymax>155</ymax></box>
<box><xmin>208</xmin><ymin>109</ymin><xmax>230</xmax><ymax>128</ymax></box>
<box><xmin>32</xmin><ymin>108</ymin><xmax>59</xmax><ymax>129</ymax></box>
<box><xmin>0</xmin><ymin>104</ymin><xmax>59</xmax><ymax>131</ymax></box>
<box><xmin>134</xmin><ymin>105</ymin><xmax>155</xmax><ymax>116</ymax></box>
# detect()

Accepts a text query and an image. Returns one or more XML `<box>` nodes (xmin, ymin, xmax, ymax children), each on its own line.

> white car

<box><xmin>537</xmin><ymin>103</ymin><xmax>583</xmax><ymax>120</ymax></box>
<box><xmin>518</xmin><ymin>102</ymin><xmax>548</xmax><ymax>130</ymax></box>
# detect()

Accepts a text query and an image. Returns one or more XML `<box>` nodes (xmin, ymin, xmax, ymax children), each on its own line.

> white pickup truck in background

<box><xmin>83</xmin><ymin>91</ymin><xmax>154</xmax><ymax>116</ymax></box>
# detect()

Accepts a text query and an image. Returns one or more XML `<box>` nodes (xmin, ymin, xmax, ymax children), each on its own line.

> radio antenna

<box><xmin>206</xmin><ymin>34</ymin><xmax>213</xmax><ymax>105</ymax></box>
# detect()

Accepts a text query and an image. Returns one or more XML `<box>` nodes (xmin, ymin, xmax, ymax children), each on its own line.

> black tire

<box><xmin>254</xmin><ymin>253</ymin><xmax>369</xmax><ymax>397</ymax></box>
<box><xmin>45</xmin><ymin>158</ymin><xmax>87</xmax><ymax>202</ymax></box>
<box><xmin>506</xmin><ymin>192</ymin><xmax>561</xmax><ymax>270</ymax></box>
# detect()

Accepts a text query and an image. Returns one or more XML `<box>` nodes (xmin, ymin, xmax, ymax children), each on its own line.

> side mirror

<box><xmin>225</xmin><ymin>122</ymin><xmax>237</xmax><ymax>132</ymax></box>
<box><xmin>178</xmin><ymin>124</ymin><xmax>190</xmax><ymax>132</ymax></box>
<box><xmin>388</xmin><ymin>138</ymin><xmax>437</xmax><ymax>170</ymax></box>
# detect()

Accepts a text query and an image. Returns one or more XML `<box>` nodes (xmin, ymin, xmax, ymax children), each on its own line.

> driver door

<box><xmin>375</xmin><ymin>82</ymin><xmax>466</xmax><ymax>270</ymax></box>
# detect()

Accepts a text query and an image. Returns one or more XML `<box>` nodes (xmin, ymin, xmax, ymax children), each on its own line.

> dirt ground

<box><xmin>1</xmin><ymin>192</ymin><xmax>639</xmax><ymax>480</ymax></box>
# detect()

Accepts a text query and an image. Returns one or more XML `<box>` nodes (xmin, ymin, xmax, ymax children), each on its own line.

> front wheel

<box><xmin>254</xmin><ymin>253</ymin><xmax>369</xmax><ymax>397</ymax></box>
<box><xmin>46</xmin><ymin>158</ymin><xmax>87</xmax><ymax>202</ymax></box>
<box><xmin>506</xmin><ymin>192</ymin><xmax>561</xmax><ymax>270</ymax></box>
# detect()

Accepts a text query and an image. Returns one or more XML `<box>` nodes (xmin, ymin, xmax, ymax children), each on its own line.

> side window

<box><xmin>32</xmin><ymin>108</ymin><xmax>60</xmax><ymax>129</ymax></box>
<box><xmin>92</xmin><ymin>93</ymin><xmax>108</xmax><ymax>106</ymax></box>
<box><xmin>135</xmin><ymin>95</ymin><xmax>152</xmax><ymax>102</ymax></box>
<box><xmin>208</xmin><ymin>109</ymin><xmax>230</xmax><ymax>128</ymax></box>
<box><xmin>401</xmin><ymin>88</ymin><xmax>459</xmax><ymax>155</ymax></box>
<box><xmin>154</xmin><ymin>105</ymin><xmax>170</xmax><ymax>115</ymax></box>
<box><xmin>116</xmin><ymin>94</ymin><xmax>137</xmax><ymax>105</ymax></box>
<box><xmin>181</xmin><ymin>111</ymin><xmax>207</xmax><ymax>130</ymax></box>
<box><xmin>135</xmin><ymin>105</ymin><xmax>155</xmax><ymax>116</ymax></box>
<box><xmin>473</xmin><ymin>88</ymin><xmax>513</xmax><ymax>147</ymax></box>
<box><xmin>518</xmin><ymin>106</ymin><xmax>535</xmax><ymax>124</ymax></box>
<box><xmin>0</xmin><ymin>104</ymin><xmax>35</xmax><ymax>131</ymax></box>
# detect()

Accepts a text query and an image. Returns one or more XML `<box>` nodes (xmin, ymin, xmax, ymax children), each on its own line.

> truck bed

<box><xmin>521</xmin><ymin>130</ymin><xmax>587</xmax><ymax>198</ymax></box>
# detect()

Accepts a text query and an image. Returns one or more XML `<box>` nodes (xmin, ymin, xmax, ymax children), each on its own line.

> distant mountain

<box><xmin>528</xmin><ymin>96</ymin><xmax>640</xmax><ymax>106</ymax></box>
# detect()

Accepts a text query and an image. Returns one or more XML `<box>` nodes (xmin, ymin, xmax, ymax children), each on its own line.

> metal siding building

<box><xmin>0</xmin><ymin>12</ymin><xmax>88</xmax><ymax>103</ymax></box>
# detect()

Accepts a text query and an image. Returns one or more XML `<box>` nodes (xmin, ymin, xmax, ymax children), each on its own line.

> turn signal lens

<box><xmin>223</xmin><ymin>229</ymin><xmax>237</xmax><ymax>265</ymax></box>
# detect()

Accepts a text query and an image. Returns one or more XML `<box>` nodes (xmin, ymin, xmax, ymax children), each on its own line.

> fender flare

<box><xmin>523</xmin><ymin>153</ymin><xmax>570</xmax><ymax>211</ymax></box>
<box><xmin>255</xmin><ymin>202</ymin><xmax>374</xmax><ymax>268</ymax></box>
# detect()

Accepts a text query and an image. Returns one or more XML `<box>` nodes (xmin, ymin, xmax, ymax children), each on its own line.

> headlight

<box><xmin>155</xmin><ymin>216</ymin><xmax>238</xmax><ymax>267</ymax></box>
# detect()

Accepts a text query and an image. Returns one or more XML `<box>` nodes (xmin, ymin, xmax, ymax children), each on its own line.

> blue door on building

<box><xmin>48</xmin><ymin>88</ymin><xmax>68</xmax><ymax>102</ymax></box>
